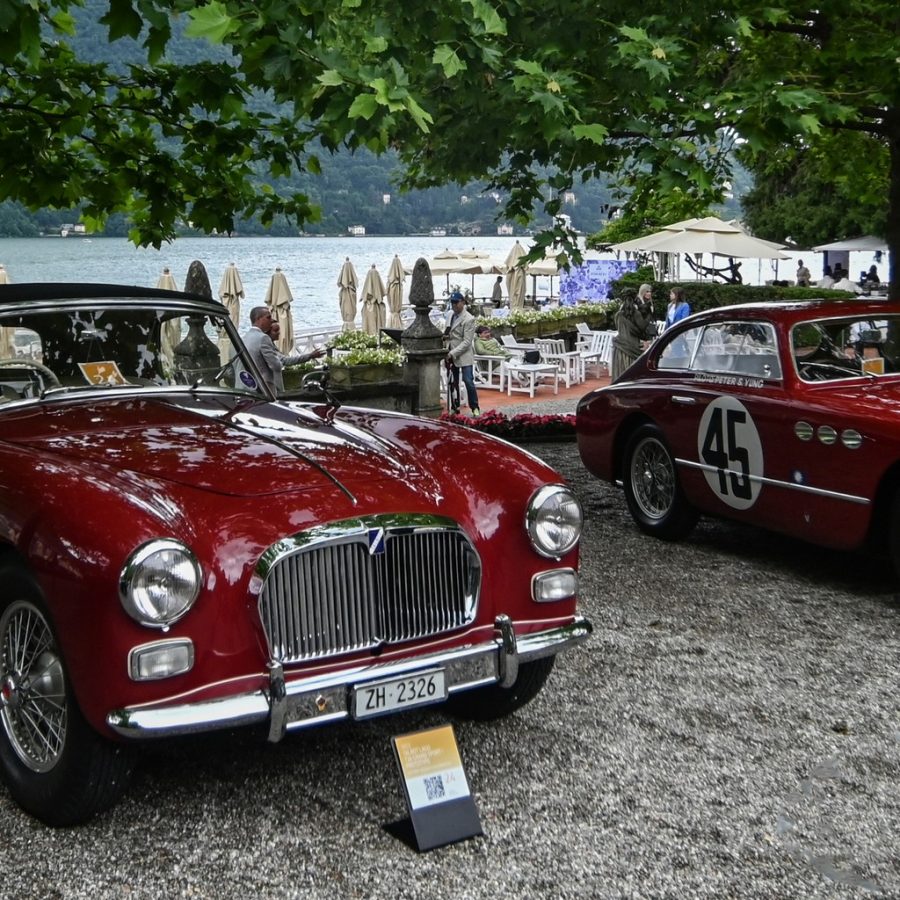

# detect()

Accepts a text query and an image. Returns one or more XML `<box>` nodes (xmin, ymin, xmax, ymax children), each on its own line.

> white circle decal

<box><xmin>696</xmin><ymin>396</ymin><xmax>764</xmax><ymax>510</ymax></box>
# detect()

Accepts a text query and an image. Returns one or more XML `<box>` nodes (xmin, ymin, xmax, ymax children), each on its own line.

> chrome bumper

<box><xmin>106</xmin><ymin>615</ymin><xmax>592</xmax><ymax>741</ymax></box>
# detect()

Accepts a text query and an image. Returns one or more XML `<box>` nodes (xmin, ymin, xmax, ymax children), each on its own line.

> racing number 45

<box><xmin>701</xmin><ymin>406</ymin><xmax>752</xmax><ymax>500</ymax></box>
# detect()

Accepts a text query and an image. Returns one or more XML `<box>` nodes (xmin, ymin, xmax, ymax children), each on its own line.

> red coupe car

<box><xmin>0</xmin><ymin>283</ymin><xmax>589</xmax><ymax>825</ymax></box>
<box><xmin>578</xmin><ymin>298</ymin><xmax>900</xmax><ymax>571</ymax></box>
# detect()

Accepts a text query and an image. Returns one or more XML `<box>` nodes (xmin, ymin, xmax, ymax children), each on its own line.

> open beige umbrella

<box><xmin>361</xmin><ymin>265</ymin><xmax>387</xmax><ymax>336</ymax></box>
<box><xmin>265</xmin><ymin>268</ymin><xmax>294</xmax><ymax>353</ymax></box>
<box><xmin>0</xmin><ymin>264</ymin><xmax>14</xmax><ymax>357</ymax></box>
<box><xmin>504</xmin><ymin>241</ymin><xmax>528</xmax><ymax>310</ymax></box>
<box><xmin>338</xmin><ymin>257</ymin><xmax>358</xmax><ymax>332</ymax></box>
<box><xmin>386</xmin><ymin>255</ymin><xmax>406</xmax><ymax>329</ymax></box>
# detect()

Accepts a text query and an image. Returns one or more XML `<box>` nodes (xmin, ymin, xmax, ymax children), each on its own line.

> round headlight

<box><xmin>120</xmin><ymin>539</ymin><xmax>201</xmax><ymax>628</ymax></box>
<box><xmin>526</xmin><ymin>485</ymin><xmax>583</xmax><ymax>559</ymax></box>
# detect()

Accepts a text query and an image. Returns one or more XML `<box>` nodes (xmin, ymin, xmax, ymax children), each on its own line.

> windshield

<box><xmin>0</xmin><ymin>303</ymin><xmax>264</xmax><ymax>403</ymax></box>
<box><xmin>792</xmin><ymin>314</ymin><xmax>900</xmax><ymax>381</ymax></box>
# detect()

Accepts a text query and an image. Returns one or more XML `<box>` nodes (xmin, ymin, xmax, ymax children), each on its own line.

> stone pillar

<box><xmin>401</xmin><ymin>258</ymin><xmax>445</xmax><ymax>418</ymax></box>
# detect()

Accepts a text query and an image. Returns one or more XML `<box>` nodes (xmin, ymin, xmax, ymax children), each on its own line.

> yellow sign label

<box><xmin>78</xmin><ymin>361</ymin><xmax>127</xmax><ymax>385</ymax></box>
<box><xmin>393</xmin><ymin>724</ymin><xmax>470</xmax><ymax>810</ymax></box>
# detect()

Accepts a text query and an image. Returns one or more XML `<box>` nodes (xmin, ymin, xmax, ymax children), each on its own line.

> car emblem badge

<box><xmin>368</xmin><ymin>527</ymin><xmax>386</xmax><ymax>555</ymax></box>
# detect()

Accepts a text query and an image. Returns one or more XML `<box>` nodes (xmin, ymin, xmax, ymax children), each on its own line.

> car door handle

<box><xmin>671</xmin><ymin>395</ymin><xmax>696</xmax><ymax>405</ymax></box>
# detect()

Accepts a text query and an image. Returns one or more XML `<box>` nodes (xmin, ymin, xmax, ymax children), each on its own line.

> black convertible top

<box><xmin>0</xmin><ymin>282</ymin><xmax>225</xmax><ymax>309</ymax></box>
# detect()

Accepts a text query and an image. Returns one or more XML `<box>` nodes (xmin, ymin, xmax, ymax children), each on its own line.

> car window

<box><xmin>0</xmin><ymin>304</ymin><xmax>265</xmax><ymax>402</ymax></box>
<box><xmin>691</xmin><ymin>322</ymin><xmax>782</xmax><ymax>379</ymax></box>
<box><xmin>792</xmin><ymin>315</ymin><xmax>900</xmax><ymax>381</ymax></box>
<box><xmin>657</xmin><ymin>325</ymin><xmax>701</xmax><ymax>369</ymax></box>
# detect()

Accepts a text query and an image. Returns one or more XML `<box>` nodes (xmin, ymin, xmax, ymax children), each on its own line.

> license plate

<box><xmin>352</xmin><ymin>669</ymin><xmax>447</xmax><ymax>720</ymax></box>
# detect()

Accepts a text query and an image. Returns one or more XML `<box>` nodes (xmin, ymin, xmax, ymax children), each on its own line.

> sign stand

<box><xmin>391</xmin><ymin>724</ymin><xmax>483</xmax><ymax>852</ymax></box>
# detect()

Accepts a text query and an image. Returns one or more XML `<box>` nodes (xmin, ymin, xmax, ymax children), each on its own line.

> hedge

<box><xmin>610</xmin><ymin>266</ymin><xmax>856</xmax><ymax>314</ymax></box>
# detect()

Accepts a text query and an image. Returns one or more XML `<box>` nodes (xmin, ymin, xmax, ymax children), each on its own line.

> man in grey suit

<box><xmin>243</xmin><ymin>306</ymin><xmax>324</xmax><ymax>395</ymax></box>
<box><xmin>243</xmin><ymin>306</ymin><xmax>282</xmax><ymax>394</ymax></box>
<box><xmin>446</xmin><ymin>292</ymin><xmax>479</xmax><ymax>415</ymax></box>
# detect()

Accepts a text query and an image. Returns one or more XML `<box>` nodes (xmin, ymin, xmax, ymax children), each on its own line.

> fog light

<box><xmin>532</xmin><ymin>568</ymin><xmax>578</xmax><ymax>602</ymax></box>
<box><xmin>129</xmin><ymin>639</ymin><xmax>194</xmax><ymax>681</ymax></box>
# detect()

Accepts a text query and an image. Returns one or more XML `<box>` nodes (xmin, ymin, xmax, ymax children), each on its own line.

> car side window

<box><xmin>657</xmin><ymin>326</ymin><xmax>702</xmax><ymax>369</ymax></box>
<box><xmin>689</xmin><ymin>322</ymin><xmax>782</xmax><ymax>379</ymax></box>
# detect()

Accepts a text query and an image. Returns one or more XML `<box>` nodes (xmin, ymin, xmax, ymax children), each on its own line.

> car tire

<box><xmin>448</xmin><ymin>657</ymin><xmax>554</xmax><ymax>721</ymax></box>
<box><xmin>622</xmin><ymin>424</ymin><xmax>698</xmax><ymax>541</ymax></box>
<box><xmin>0</xmin><ymin>561</ymin><xmax>134</xmax><ymax>826</ymax></box>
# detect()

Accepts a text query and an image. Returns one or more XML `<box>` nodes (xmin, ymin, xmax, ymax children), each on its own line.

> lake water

<box><xmin>0</xmin><ymin>234</ymin><xmax>881</xmax><ymax>333</ymax></box>
<box><xmin>0</xmin><ymin>235</ymin><xmax>539</xmax><ymax>332</ymax></box>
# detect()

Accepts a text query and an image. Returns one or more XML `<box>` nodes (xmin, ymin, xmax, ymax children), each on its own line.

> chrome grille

<box><xmin>258</xmin><ymin>516</ymin><xmax>481</xmax><ymax>663</ymax></box>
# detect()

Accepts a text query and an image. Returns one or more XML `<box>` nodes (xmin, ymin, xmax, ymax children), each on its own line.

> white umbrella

<box><xmin>155</xmin><ymin>267</ymin><xmax>182</xmax><ymax>355</ymax></box>
<box><xmin>0</xmin><ymin>264</ymin><xmax>13</xmax><ymax>357</ymax></box>
<box><xmin>504</xmin><ymin>241</ymin><xmax>528</xmax><ymax>310</ymax></box>
<box><xmin>641</xmin><ymin>228</ymin><xmax>790</xmax><ymax>259</ymax></box>
<box><xmin>526</xmin><ymin>252</ymin><xmax>564</xmax><ymax>301</ymax></box>
<box><xmin>265</xmin><ymin>268</ymin><xmax>294</xmax><ymax>353</ymax></box>
<box><xmin>337</xmin><ymin>257</ymin><xmax>358</xmax><ymax>332</ymax></box>
<box><xmin>217</xmin><ymin>262</ymin><xmax>244</xmax><ymax>328</ymax></box>
<box><xmin>386</xmin><ymin>255</ymin><xmax>406</xmax><ymax>329</ymax></box>
<box><xmin>155</xmin><ymin>267</ymin><xmax>178</xmax><ymax>291</ymax></box>
<box><xmin>812</xmin><ymin>235</ymin><xmax>888</xmax><ymax>253</ymax></box>
<box><xmin>361</xmin><ymin>265</ymin><xmax>387</xmax><ymax>336</ymax></box>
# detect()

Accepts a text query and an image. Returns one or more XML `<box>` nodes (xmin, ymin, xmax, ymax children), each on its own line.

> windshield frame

<box><xmin>0</xmin><ymin>294</ymin><xmax>274</xmax><ymax>409</ymax></box>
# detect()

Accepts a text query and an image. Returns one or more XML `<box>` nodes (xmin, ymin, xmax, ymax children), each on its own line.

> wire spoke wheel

<box><xmin>0</xmin><ymin>600</ymin><xmax>67</xmax><ymax>773</ymax></box>
<box><xmin>622</xmin><ymin>424</ymin><xmax>698</xmax><ymax>541</ymax></box>
<box><xmin>630</xmin><ymin>435</ymin><xmax>676</xmax><ymax>520</ymax></box>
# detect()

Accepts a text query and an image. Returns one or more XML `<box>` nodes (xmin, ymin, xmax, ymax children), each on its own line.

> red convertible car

<box><xmin>578</xmin><ymin>298</ymin><xmax>900</xmax><ymax>571</ymax></box>
<box><xmin>0</xmin><ymin>283</ymin><xmax>589</xmax><ymax>825</ymax></box>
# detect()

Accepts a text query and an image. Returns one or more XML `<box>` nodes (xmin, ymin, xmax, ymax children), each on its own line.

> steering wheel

<box><xmin>0</xmin><ymin>358</ymin><xmax>62</xmax><ymax>391</ymax></box>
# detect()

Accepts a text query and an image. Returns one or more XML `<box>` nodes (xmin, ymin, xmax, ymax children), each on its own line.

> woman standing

<box><xmin>611</xmin><ymin>283</ymin><xmax>655</xmax><ymax>380</ymax></box>
<box><xmin>664</xmin><ymin>287</ymin><xmax>691</xmax><ymax>330</ymax></box>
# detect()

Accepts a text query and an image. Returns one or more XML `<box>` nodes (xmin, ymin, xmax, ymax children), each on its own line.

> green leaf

<box><xmin>514</xmin><ymin>59</ymin><xmax>544</xmax><ymax>77</ymax></box>
<box><xmin>348</xmin><ymin>93</ymin><xmax>379</xmax><ymax>120</ymax></box>
<box><xmin>619</xmin><ymin>25</ymin><xmax>649</xmax><ymax>43</ymax></box>
<box><xmin>317</xmin><ymin>69</ymin><xmax>345</xmax><ymax>86</ymax></box>
<box><xmin>185</xmin><ymin>3</ymin><xmax>236</xmax><ymax>44</ymax></box>
<box><xmin>365</xmin><ymin>35</ymin><xmax>389</xmax><ymax>54</ymax></box>
<box><xmin>465</xmin><ymin>0</ymin><xmax>507</xmax><ymax>35</ymax></box>
<box><xmin>798</xmin><ymin>114</ymin><xmax>821</xmax><ymax>134</ymax></box>
<box><xmin>433</xmin><ymin>45</ymin><xmax>467</xmax><ymax>78</ymax></box>
<box><xmin>405</xmin><ymin>95</ymin><xmax>434</xmax><ymax>132</ymax></box>
<box><xmin>572</xmin><ymin>124</ymin><xmax>609</xmax><ymax>145</ymax></box>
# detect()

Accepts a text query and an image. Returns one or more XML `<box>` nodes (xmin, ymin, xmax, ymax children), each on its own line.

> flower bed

<box><xmin>440</xmin><ymin>410</ymin><xmax>576</xmax><ymax>442</ymax></box>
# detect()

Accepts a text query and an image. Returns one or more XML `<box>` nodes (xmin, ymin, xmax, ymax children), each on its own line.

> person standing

<box><xmin>268</xmin><ymin>321</ymin><xmax>325</xmax><ymax>393</ymax></box>
<box><xmin>491</xmin><ymin>276</ymin><xmax>503</xmax><ymax>306</ymax></box>
<box><xmin>243</xmin><ymin>306</ymin><xmax>282</xmax><ymax>394</ymax></box>
<box><xmin>663</xmin><ymin>287</ymin><xmax>691</xmax><ymax>331</ymax></box>
<box><xmin>611</xmin><ymin>284</ymin><xmax>654</xmax><ymax>380</ymax></box>
<box><xmin>446</xmin><ymin>292</ymin><xmax>479</xmax><ymax>416</ymax></box>
<box><xmin>796</xmin><ymin>260</ymin><xmax>811</xmax><ymax>287</ymax></box>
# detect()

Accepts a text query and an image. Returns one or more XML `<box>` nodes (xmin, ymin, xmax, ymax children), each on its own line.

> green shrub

<box><xmin>607</xmin><ymin>279</ymin><xmax>856</xmax><ymax>313</ymax></box>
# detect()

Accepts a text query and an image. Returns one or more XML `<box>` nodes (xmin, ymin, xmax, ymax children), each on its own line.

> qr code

<box><xmin>424</xmin><ymin>774</ymin><xmax>445</xmax><ymax>801</ymax></box>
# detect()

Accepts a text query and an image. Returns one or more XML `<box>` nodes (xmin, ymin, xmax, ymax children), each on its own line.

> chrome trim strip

<box><xmin>106</xmin><ymin>616</ymin><xmax>593</xmax><ymax>740</ymax></box>
<box><xmin>676</xmin><ymin>458</ymin><xmax>870</xmax><ymax>505</ymax></box>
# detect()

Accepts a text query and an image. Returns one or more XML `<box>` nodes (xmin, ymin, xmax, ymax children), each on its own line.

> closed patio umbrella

<box><xmin>338</xmin><ymin>257</ymin><xmax>358</xmax><ymax>332</ymax></box>
<box><xmin>386</xmin><ymin>255</ymin><xmax>406</xmax><ymax>329</ymax></box>
<box><xmin>361</xmin><ymin>265</ymin><xmax>387</xmax><ymax>336</ymax></box>
<box><xmin>265</xmin><ymin>268</ymin><xmax>294</xmax><ymax>353</ymax></box>
<box><xmin>217</xmin><ymin>262</ymin><xmax>244</xmax><ymax>328</ymax></box>
<box><xmin>504</xmin><ymin>241</ymin><xmax>528</xmax><ymax>310</ymax></box>
<box><xmin>0</xmin><ymin>264</ymin><xmax>13</xmax><ymax>357</ymax></box>
<box><xmin>155</xmin><ymin>267</ymin><xmax>182</xmax><ymax>355</ymax></box>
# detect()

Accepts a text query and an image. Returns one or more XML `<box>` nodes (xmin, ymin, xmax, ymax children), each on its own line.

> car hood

<box><xmin>1</xmin><ymin>393</ymin><xmax>424</xmax><ymax>498</ymax></box>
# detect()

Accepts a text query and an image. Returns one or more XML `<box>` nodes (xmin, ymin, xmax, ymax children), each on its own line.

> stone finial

<box><xmin>184</xmin><ymin>260</ymin><xmax>213</xmax><ymax>299</ymax></box>
<box><xmin>403</xmin><ymin>257</ymin><xmax>442</xmax><ymax>340</ymax></box>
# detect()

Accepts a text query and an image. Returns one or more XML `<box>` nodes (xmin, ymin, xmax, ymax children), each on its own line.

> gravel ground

<box><xmin>2</xmin><ymin>440</ymin><xmax>898</xmax><ymax>899</ymax></box>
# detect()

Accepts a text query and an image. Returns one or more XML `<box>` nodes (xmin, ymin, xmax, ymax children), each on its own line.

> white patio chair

<box><xmin>534</xmin><ymin>338</ymin><xmax>585</xmax><ymax>387</ymax></box>
<box><xmin>473</xmin><ymin>354</ymin><xmax>505</xmax><ymax>390</ymax></box>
